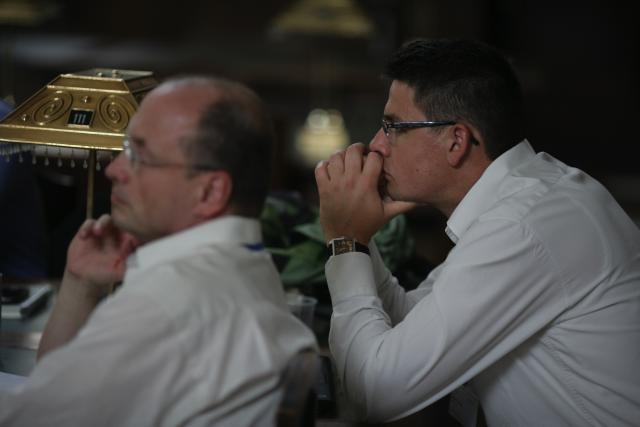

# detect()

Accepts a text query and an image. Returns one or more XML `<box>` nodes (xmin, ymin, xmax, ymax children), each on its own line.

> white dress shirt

<box><xmin>0</xmin><ymin>216</ymin><xmax>317</xmax><ymax>426</ymax></box>
<box><xmin>326</xmin><ymin>141</ymin><xmax>640</xmax><ymax>426</ymax></box>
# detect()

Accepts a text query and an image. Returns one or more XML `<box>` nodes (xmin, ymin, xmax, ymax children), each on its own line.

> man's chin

<box><xmin>111</xmin><ymin>213</ymin><xmax>152</xmax><ymax>243</ymax></box>
<box><xmin>110</xmin><ymin>211</ymin><xmax>133</xmax><ymax>234</ymax></box>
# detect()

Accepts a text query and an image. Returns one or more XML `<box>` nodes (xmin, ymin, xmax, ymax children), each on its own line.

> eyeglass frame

<box><xmin>381</xmin><ymin>118</ymin><xmax>456</xmax><ymax>135</ymax></box>
<box><xmin>121</xmin><ymin>137</ymin><xmax>219</xmax><ymax>171</ymax></box>
<box><xmin>380</xmin><ymin>118</ymin><xmax>479</xmax><ymax>145</ymax></box>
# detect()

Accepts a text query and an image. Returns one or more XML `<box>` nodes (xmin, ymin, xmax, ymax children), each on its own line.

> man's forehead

<box><xmin>389</xmin><ymin>80</ymin><xmax>417</xmax><ymax>100</ymax></box>
<box><xmin>127</xmin><ymin>96</ymin><xmax>203</xmax><ymax>145</ymax></box>
<box><xmin>152</xmin><ymin>82</ymin><xmax>223</xmax><ymax>105</ymax></box>
<box><xmin>137</xmin><ymin>85</ymin><xmax>218</xmax><ymax>124</ymax></box>
<box><xmin>385</xmin><ymin>81</ymin><xmax>422</xmax><ymax>117</ymax></box>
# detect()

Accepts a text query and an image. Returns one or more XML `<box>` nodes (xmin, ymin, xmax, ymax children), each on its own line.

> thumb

<box><xmin>120</xmin><ymin>233</ymin><xmax>140</xmax><ymax>256</ymax></box>
<box><xmin>382</xmin><ymin>200</ymin><xmax>416</xmax><ymax>221</ymax></box>
<box><xmin>112</xmin><ymin>234</ymin><xmax>138</xmax><ymax>277</ymax></box>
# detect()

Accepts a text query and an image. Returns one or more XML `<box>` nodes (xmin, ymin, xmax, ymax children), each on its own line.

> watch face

<box><xmin>334</xmin><ymin>239</ymin><xmax>355</xmax><ymax>255</ymax></box>
<box><xmin>328</xmin><ymin>237</ymin><xmax>369</xmax><ymax>257</ymax></box>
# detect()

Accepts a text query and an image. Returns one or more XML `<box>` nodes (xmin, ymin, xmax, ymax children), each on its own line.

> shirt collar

<box><xmin>127</xmin><ymin>216</ymin><xmax>263</xmax><ymax>271</ymax></box>
<box><xmin>445</xmin><ymin>139</ymin><xmax>535</xmax><ymax>244</ymax></box>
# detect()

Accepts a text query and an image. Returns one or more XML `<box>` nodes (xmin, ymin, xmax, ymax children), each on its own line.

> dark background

<box><xmin>1</xmin><ymin>0</ymin><xmax>638</xmax><ymax>276</ymax></box>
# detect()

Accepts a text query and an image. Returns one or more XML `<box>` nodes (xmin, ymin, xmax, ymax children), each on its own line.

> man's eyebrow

<box><xmin>129</xmin><ymin>136</ymin><xmax>169</xmax><ymax>161</ymax></box>
<box><xmin>128</xmin><ymin>136</ymin><xmax>155</xmax><ymax>157</ymax></box>
<box><xmin>383</xmin><ymin>113</ymin><xmax>399</xmax><ymax>121</ymax></box>
<box><xmin>127</xmin><ymin>135</ymin><xmax>145</xmax><ymax>148</ymax></box>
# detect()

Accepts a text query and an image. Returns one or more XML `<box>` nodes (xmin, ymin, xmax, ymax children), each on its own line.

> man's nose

<box><xmin>369</xmin><ymin>128</ymin><xmax>390</xmax><ymax>156</ymax></box>
<box><xmin>105</xmin><ymin>152</ymin><xmax>129</xmax><ymax>183</ymax></box>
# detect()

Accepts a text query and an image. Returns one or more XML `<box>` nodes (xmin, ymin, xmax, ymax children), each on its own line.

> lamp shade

<box><xmin>0</xmin><ymin>68</ymin><xmax>158</xmax><ymax>218</ymax></box>
<box><xmin>0</xmin><ymin>68</ymin><xmax>157</xmax><ymax>152</ymax></box>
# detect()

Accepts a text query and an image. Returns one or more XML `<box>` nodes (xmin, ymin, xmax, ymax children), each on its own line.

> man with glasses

<box><xmin>0</xmin><ymin>76</ymin><xmax>316</xmax><ymax>426</ymax></box>
<box><xmin>315</xmin><ymin>39</ymin><xmax>640</xmax><ymax>425</ymax></box>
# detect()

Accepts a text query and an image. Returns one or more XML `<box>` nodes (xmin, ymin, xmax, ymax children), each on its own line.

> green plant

<box><xmin>260</xmin><ymin>192</ymin><xmax>415</xmax><ymax>288</ymax></box>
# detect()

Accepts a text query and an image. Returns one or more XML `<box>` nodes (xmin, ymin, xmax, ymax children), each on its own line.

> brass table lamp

<box><xmin>0</xmin><ymin>68</ymin><xmax>158</xmax><ymax>218</ymax></box>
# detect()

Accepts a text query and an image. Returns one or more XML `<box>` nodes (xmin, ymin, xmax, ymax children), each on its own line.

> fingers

<box><xmin>83</xmin><ymin>214</ymin><xmax>109</xmax><ymax>238</ymax></box>
<box><xmin>315</xmin><ymin>150</ymin><xmax>346</xmax><ymax>196</ymax></box>
<box><xmin>344</xmin><ymin>143</ymin><xmax>366</xmax><ymax>178</ymax></box>
<box><xmin>326</xmin><ymin>150</ymin><xmax>345</xmax><ymax>179</ymax></box>
<box><xmin>88</xmin><ymin>214</ymin><xmax>113</xmax><ymax>236</ymax></box>
<box><xmin>75</xmin><ymin>214</ymin><xmax>120</xmax><ymax>242</ymax></box>
<box><xmin>315</xmin><ymin>160</ymin><xmax>329</xmax><ymax>184</ymax></box>
<box><xmin>315</xmin><ymin>144</ymin><xmax>368</xmax><ymax>186</ymax></box>
<box><xmin>77</xmin><ymin>219</ymin><xmax>95</xmax><ymax>238</ymax></box>
<box><xmin>95</xmin><ymin>214</ymin><xmax>111</xmax><ymax>231</ymax></box>
<box><xmin>315</xmin><ymin>160</ymin><xmax>329</xmax><ymax>181</ymax></box>
<box><xmin>362</xmin><ymin>150</ymin><xmax>383</xmax><ymax>183</ymax></box>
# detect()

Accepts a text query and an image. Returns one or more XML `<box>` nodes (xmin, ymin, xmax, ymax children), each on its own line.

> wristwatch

<box><xmin>327</xmin><ymin>237</ymin><xmax>370</xmax><ymax>257</ymax></box>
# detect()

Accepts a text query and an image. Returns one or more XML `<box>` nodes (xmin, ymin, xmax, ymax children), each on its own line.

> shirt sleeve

<box><xmin>0</xmin><ymin>290</ymin><xmax>178</xmax><ymax>427</ymax></box>
<box><xmin>325</xmin><ymin>218</ymin><xmax>569</xmax><ymax>422</ymax></box>
<box><xmin>367</xmin><ymin>240</ymin><xmax>438</xmax><ymax>325</ymax></box>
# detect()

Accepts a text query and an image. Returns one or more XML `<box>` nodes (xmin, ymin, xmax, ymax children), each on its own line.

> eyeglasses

<box><xmin>122</xmin><ymin>138</ymin><xmax>218</xmax><ymax>171</ymax></box>
<box><xmin>381</xmin><ymin>118</ymin><xmax>456</xmax><ymax>137</ymax></box>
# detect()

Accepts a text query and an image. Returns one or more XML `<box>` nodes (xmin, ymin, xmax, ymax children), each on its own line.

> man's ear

<box><xmin>195</xmin><ymin>170</ymin><xmax>233</xmax><ymax>219</ymax></box>
<box><xmin>446</xmin><ymin>124</ymin><xmax>479</xmax><ymax>167</ymax></box>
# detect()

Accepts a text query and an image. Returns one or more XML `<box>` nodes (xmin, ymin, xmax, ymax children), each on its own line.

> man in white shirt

<box><xmin>315</xmin><ymin>38</ymin><xmax>640</xmax><ymax>426</ymax></box>
<box><xmin>0</xmin><ymin>76</ymin><xmax>316</xmax><ymax>426</ymax></box>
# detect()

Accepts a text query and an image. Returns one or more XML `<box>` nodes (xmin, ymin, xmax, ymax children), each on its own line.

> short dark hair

<box><xmin>384</xmin><ymin>38</ymin><xmax>526</xmax><ymax>159</ymax></box>
<box><xmin>175</xmin><ymin>77</ymin><xmax>274</xmax><ymax>218</ymax></box>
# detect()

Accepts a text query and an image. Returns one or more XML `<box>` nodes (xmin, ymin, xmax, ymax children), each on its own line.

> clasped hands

<box><xmin>315</xmin><ymin>143</ymin><xmax>415</xmax><ymax>245</ymax></box>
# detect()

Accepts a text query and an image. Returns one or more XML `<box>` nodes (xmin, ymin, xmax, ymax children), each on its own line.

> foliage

<box><xmin>260</xmin><ymin>192</ymin><xmax>415</xmax><ymax>288</ymax></box>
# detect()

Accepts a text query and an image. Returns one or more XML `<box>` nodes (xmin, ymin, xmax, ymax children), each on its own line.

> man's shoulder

<box><xmin>124</xmin><ymin>249</ymin><xmax>283</xmax><ymax>315</ymax></box>
<box><xmin>485</xmin><ymin>154</ymin><xmax>582</xmax><ymax>224</ymax></box>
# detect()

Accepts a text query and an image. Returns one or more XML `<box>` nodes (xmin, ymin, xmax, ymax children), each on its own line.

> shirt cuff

<box><xmin>368</xmin><ymin>240</ymin><xmax>392</xmax><ymax>286</ymax></box>
<box><xmin>325</xmin><ymin>252</ymin><xmax>377</xmax><ymax>302</ymax></box>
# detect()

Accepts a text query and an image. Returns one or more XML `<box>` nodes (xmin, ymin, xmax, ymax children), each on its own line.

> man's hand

<box><xmin>38</xmin><ymin>215</ymin><xmax>138</xmax><ymax>361</ymax></box>
<box><xmin>65</xmin><ymin>214</ymin><xmax>138</xmax><ymax>296</ymax></box>
<box><xmin>315</xmin><ymin>143</ymin><xmax>414</xmax><ymax>244</ymax></box>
